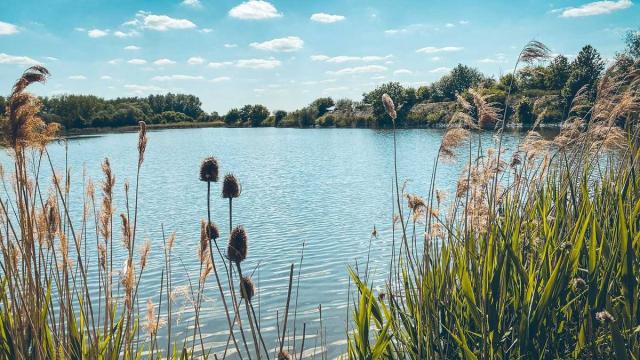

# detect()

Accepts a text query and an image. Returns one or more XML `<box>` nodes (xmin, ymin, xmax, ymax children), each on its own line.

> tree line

<box><xmin>1</xmin><ymin>31</ymin><xmax>638</xmax><ymax>131</ymax></box>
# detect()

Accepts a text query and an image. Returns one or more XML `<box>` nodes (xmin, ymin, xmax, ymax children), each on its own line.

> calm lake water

<box><xmin>2</xmin><ymin>127</ymin><xmax>527</xmax><ymax>358</ymax></box>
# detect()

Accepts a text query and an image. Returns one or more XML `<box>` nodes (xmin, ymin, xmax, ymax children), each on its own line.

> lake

<box><xmin>2</xmin><ymin>127</ymin><xmax>526</xmax><ymax>358</ymax></box>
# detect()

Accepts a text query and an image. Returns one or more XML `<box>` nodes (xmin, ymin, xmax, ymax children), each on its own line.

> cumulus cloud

<box><xmin>0</xmin><ymin>53</ymin><xmax>39</xmax><ymax>65</ymax></box>
<box><xmin>100</xmin><ymin>75</ymin><xmax>112</xmax><ymax>80</ymax></box>
<box><xmin>416</xmin><ymin>46</ymin><xmax>463</xmax><ymax>54</ymax></box>
<box><xmin>210</xmin><ymin>76</ymin><xmax>231</xmax><ymax>82</ymax></box>
<box><xmin>250</xmin><ymin>36</ymin><xmax>304</xmax><ymax>52</ymax></box>
<box><xmin>88</xmin><ymin>29</ymin><xmax>109</xmax><ymax>38</ymax></box>
<box><xmin>327</xmin><ymin>65</ymin><xmax>387</xmax><ymax>75</ymax></box>
<box><xmin>152</xmin><ymin>74</ymin><xmax>204</xmax><ymax>81</ymax></box>
<box><xmin>393</xmin><ymin>69</ymin><xmax>412</xmax><ymax>75</ymax></box>
<box><xmin>0</xmin><ymin>21</ymin><xmax>19</xmax><ymax>35</ymax></box>
<box><xmin>384</xmin><ymin>24</ymin><xmax>432</xmax><ymax>36</ymax></box>
<box><xmin>310</xmin><ymin>13</ymin><xmax>346</xmax><ymax>23</ymax></box>
<box><xmin>124</xmin><ymin>45</ymin><xmax>141</xmax><ymax>50</ymax></box>
<box><xmin>68</xmin><ymin>75</ymin><xmax>87</xmax><ymax>80</ymax></box>
<box><xmin>182</xmin><ymin>0</ymin><xmax>202</xmax><ymax>8</ymax></box>
<box><xmin>429</xmin><ymin>67</ymin><xmax>451</xmax><ymax>73</ymax></box>
<box><xmin>208</xmin><ymin>61</ymin><xmax>233</xmax><ymax>68</ymax></box>
<box><xmin>224</xmin><ymin>43</ymin><xmax>238</xmax><ymax>48</ymax></box>
<box><xmin>153</xmin><ymin>58</ymin><xmax>176</xmax><ymax>65</ymax></box>
<box><xmin>478</xmin><ymin>53</ymin><xmax>508</xmax><ymax>64</ymax></box>
<box><xmin>558</xmin><ymin>0</ymin><xmax>632</xmax><ymax>17</ymax></box>
<box><xmin>108</xmin><ymin>58</ymin><xmax>123</xmax><ymax>65</ymax></box>
<box><xmin>187</xmin><ymin>56</ymin><xmax>205</xmax><ymax>65</ymax></box>
<box><xmin>311</xmin><ymin>54</ymin><xmax>392</xmax><ymax>63</ymax></box>
<box><xmin>126</xmin><ymin>11</ymin><xmax>197</xmax><ymax>31</ymax></box>
<box><xmin>236</xmin><ymin>58</ymin><xmax>282</xmax><ymax>69</ymax></box>
<box><xmin>229</xmin><ymin>1</ymin><xmax>282</xmax><ymax>20</ymax></box>
<box><xmin>124</xmin><ymin>84</ymin><xmax>164</xmax><ymax>94</ymax></box>
<box><xmin>114</xmin><ymin>30</ymin><xmax>140</xmax><ymax>38</ymax></box>
<box><xmin>127</xmin><ymin>58</ymin><xmax>147</xmax><ymax>65</ymax></box>
<box><xmin>445</xmin><ymin>23</ymin><xmax>455</xmax><ymax>28</ymax></box>
<box><xmin>43</xmin><ymin>56</ymin><xmax>59</xmax><ymax>61</ymax></box>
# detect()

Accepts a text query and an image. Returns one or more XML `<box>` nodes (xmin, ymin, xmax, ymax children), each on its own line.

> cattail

<box><xmin>595</xmin><ymin>310</ymin><xmax>615</xmax><ymax>324</ymax></box>
<box><xmin>277</xmin><ymin>350</ymin><xmax>292</xmax><ymax>360</ymax></box>
<box><xmin>139</xmin><ymin>239</ymin><xmax>151</xmax><ymax>269</ymax></box>
<box><xmin>227</xmin><ymin>225</ymin><xmax>248</xmax><ymax>263</ymax></box>
<box><xmin>381</xmin><ymin>93</ymin><xmax>397</xmax><ymax>121</ymax></box>
<box><xmin>199</xmin><ymin>157</ymin><xmax>219</xmax><ymax>182</ymax></box>
<box><xmin>239</xmin><ymin>276</ymin><xmax>255</xmax><ymax>301</ymax></box>
<box><xmin>222</xmin><ymin>173</ymin><xmax>242</xmax><ymax>198</ymax></box>
<box><xmin>138</xmin><ymin>121</ymin><xmax>147</xmax><ymax>166</ymax></box>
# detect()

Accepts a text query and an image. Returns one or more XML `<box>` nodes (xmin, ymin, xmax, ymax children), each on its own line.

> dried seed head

<box><xmin>520</xmin><ymin>40</ymin><xmax>550</xmax><ymax>63</ymax></box>
<box><xmin>595</xmin><ymin>310</ymin><xmax>615</xmax><ymax>324</ymax></box>
<box><xmin>199</xmin><ymin>157</ymin><xmax>219</xmax><ymax>182</ymax></box>
<box><xmin>139</xmin><ymin>239</ymin><xmax>151</xmax><ymax>269</ymax></box>
<box><xmin>277</xmin><ymin>350</ymin><xmax>292</xmax><ymax>360</ymax></box>
<box><xmin>381</xmin><ymin>93</ymin><xmax>397</xmax><ymax>121</ymax></box>
<box><xmin>137</xmin><ymin>121</ymin><xmax>147</xmax><ymax>166</ymax></box>
<box><xmin>571</xmin><ymin>277</ymin><xmax>586</xmax><ymax>293</ymax></box>
<box><xmin>199</xmin><ymin>220</ymin><xmax>210</xmax><ymax>262</ymax></box>
<box><xmin>120</xmin><ymin>213</ymin><xmax>131</xmax><ymax>250</ymax></box>
<box><xmin>227</xmin><ymin>225</ymin><xmax>248</xmax><ymax>263</ymax></box>
<box><xmin>222</xmin><ymin>173</ymin><xmax>242</xmax><ymax>198</ymax></box>
<box><xmin>406</xmin><ymin>193</ymin><xmax>426</xmax><ymax>211</ymax></box>
<box><xmin>166</xmin><ymin>232</ymin><xmax>176</xmax><ymax>252</ymax></box>
<box><xmin>240</xmin><ymin>276</ymin><xmax>256</xmax><ymax>301</ymax></box>
<box><xmin>207</xmin><ymin>222</ymin><xmax>220</xmax><ymax>241</ymax></box>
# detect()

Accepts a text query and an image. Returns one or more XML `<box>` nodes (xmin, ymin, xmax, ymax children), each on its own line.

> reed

<box><xmin>346</xmin><ymin>43</ymin><xmax>640</xmax><ymax>359</ymax></box>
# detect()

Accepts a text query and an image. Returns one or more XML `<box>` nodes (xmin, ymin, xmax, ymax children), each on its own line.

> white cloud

<box><xmin>124</xmin><ymin>45</ymin><xmax>141</xmax><ymax>50</ymax></box>
<box><xmin>88</xmin><ymin>29</ymin><xmax>109</xmax><ymax>38</ymax></box>
<box><xmin>394</xmin><ymin>69</ymin><xmax>412</xmax><ymax>75</ymax></box>
<box><xmin>478</xmin><ymin>53</ymin><xmax>508</xmax><ymax>64</ymax></box>
<box><xmin>187</xmin><ymin>56</ymin><xmax>205</xmax><ymax>65</ymax></box>
<box><xmin>445</xmin><ymin>23</ymin><xmax>455</xmax><ymax>28</ymax></box>
<box><xmin>152</xmin><ymin>74</ymin><xmax>204</xmax><ymax>81</ymax></box>
<box><xmin>127</xmin><ymin>58</ymin><xmax>147</xmax><ymax>65</ymax></box>
<box><xmin>229</xmin><ymin>1</ymin><xmax>282</xmax><ymax>20</ymax></box>
<box><xmin>323</xmin><ymin>86</ymin><xmax>349</xmax><ymax>93</ymax></box>
<box><xmin>236</xmin><ymin>58</ymin><xmax>281</xmax><ymax>69</ymax></box>
<box><xmin>384</xmin><ymin>24</ymin><xmax>431</xmax><ymax>36</ymax></box>
<box><xmin>0</xmin><ymin>21</ymin><xmax>19</xmax><ymax>35</ymax></box>
<box><xmin>250</xmin><ymin>36</ymin><xmax>304</xmax><ymax>52</ymax></box>
<box><xmin>327</xmin><ymin>65</ymin><xmax>387</xmax><ymax>75</ymax></box>
<box><xmin>459</xmin><ymin>20</ymin><xmax>470</xmax><ymax>25</ymax></box>
<box><xmin>429</xmin><ymin>67</ymin><xmax>451</xmax><ymax>73</ymax></box>
<box><xmin>416</xmin><ymin>46</ymin><xmax>463</xmax><ymax>54</ymax></box>
<box><xmin>208</xmin><ymin>61</ymin><xmax>233</xmax><ymax>68</ymax></box>
<box><xmin>200</xmin><ymin>28</ymin><xmax>213</xmax><ymax>33</ymax></box>
<box><xmin>68</xmin><ymin>75</ymin><xmax>87</xmax><ymax>80</ymax></box>
<box><xmin>43</xmin><ymin>56</ymin><xmax>59</xmax><ymax>61</ymax></box>
<box><xmin>310</xmin><ymin>13</ymin><xmax>346</xmax><ymax>23</ymax></box>
<box><xmin>0</xmin><ymin>53</ymin><xmax>39</xmax><ymax>65</ymax></box>
<box><xmin>154</xmin><ymin>58</ymin><xmax>176</xmax><ymax>65</ymax></box>
<box><xmin>559</xmin><ymin>0</ymin><xmax>632</xmax><ymax>17</ymax></box>
<box><xmin>124</xmin><ymin>84</ymin><xmax>164</xmax><ymax>93</ymax></box>
<box><xmin>108</xmin><ymin>58</ymin><xmax>123</xmax><ymax>65</ymax></box>
<box><xmin>224</xmin><ymin>43</ymin><xmax>238</xmax><ymax>48</ymax></box>
<box><xmin>211</xmin><ymin>76</ymin><xmax>231</xmax><ymax>82</ymax></box>
<box><xmin>100</xmin><ymin>75</ymin><xmax>112</xmax><ymax>80</ymax></box>
<box><xmin>126</xmin><ymin>11</ymin><xmax>197</xmax><ymax>31</ymax></box>
<box><xmin>430</xmin><ymin>56</ymin><xmax>441</xmax><ymax>61</ymax></box>
<box><xmin>182</xmin><ymin>0</ymin><xmax>202</xmax><ymax>8</ymax></box>
<box><xmin>311</xmin><ymin>54</ymin><xmax>393</xmax><ymax>63</ymax></box>
<box><xmin>114</xmin><ymin>30</ymin><xmax>140</xmax><ymax>38</ymax></box>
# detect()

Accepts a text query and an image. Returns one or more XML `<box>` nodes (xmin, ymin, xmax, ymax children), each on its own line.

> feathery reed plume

<box><xmin>137</xmin><ymin>121</ymin><xmax>147</xmax><ymax>166</ymax></box>
<box><xmin>139</xmin><ymin>239</ymin><xmax>151</xmax><ymax>270</ymax></box>
<box><xmin>222</xmin><ymin>173</ymin><xmax>242</xmax><ymax>198</ymax></box>
<box><xmin>166</xmin><ymin>231</ymin><xmax>176</xmax><ymax>252</ymax></box>
<box><xmin>199</xmin><ymin>220</ymin><xmax>209</xmax><ymax>263</ymax></box>
<box><xmin>120</xmin><ymin>213</ymin><xmax>131</xmax><ymax>250</ymax></box>
<box><xmin>227</xmin><ymin>225</ymin><xmax>248</xmax><ymax>263</ymax></box>
<box><xmin>240</xmin><ymin>276</ymin><xmax>256</xmax><ymax>301</ymax></box>
<box><xmin>406</xmin><ymin>193</ymin><xmax>426</xmax><ymax>212</ymax></box>
<box><xmin>121</xmin><ymin>261</ymin><xmax>135</xmax><ymax>311</ymax></box>
<box><xmin>277</xmin><ymin>350</ymin><xmax>293</xmax><ymax>360</ymax></box>
<box><xmin>199</xmin><ymin>157</ymin><xmax>219</xmax><ymax>182</ymax></box>
<box><xmin>520</xmin><ymin>40</ymin><xmax>551</xmax><ymax>63</ymax></box>
<box><xmin>145</xmin><ymin>299</ymin><xmax>159</xmax><ymax>337</ymax></box>
<box><xmin>98</xmin><ymin>243</ymin><xmax>107</xmax><ymax>271</ymax></box>
<box><xmin>382</xmin><ymin>93</ymin><xmax>397</xmax><ymax>121</ymax></box>
<box><xmin>468</xmin><ymin>89</ymin><xmax>501</xmax><ymax>129</ymax></box>
<box><xmin>2</xmin><ymin>65</ymin><xmax>59</xmax><ymax>149</ymax></box>
<box><xmin>440</xmin><ymin>128</ymin><xmax>469</xmax><ymax>160</ymax></box>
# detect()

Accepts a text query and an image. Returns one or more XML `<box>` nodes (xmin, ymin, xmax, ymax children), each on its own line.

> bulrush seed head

<box><xmin>207</xmin><ymin>221</ymin><xmax>220</xmax><ymax>241</ymax></box>
<box><xmin>240</xmin><ymin>276</ymin><xmax>256</xmax><ymax>301</ymax></box>
<box><xmin>277</xmin><ymin>350</ymin><xmax>293</xmax><ymax>360</ymax></box>
<box><xmin>227</xmin><ymin>225</ymin><xmax>248</xmax><ymax>263</ymax></box>
<box><xmin>199</xmin><ymin>157</ymin><xmax>219</xmax><ymax>182</ymax></box>
<box><xmin>222</xmin><ymin>173</ymin><xmax>242</xmax><ymax>198</ymax></box>
<box><xmin>381</xmin><ymin>93</ymin><xmax>397</xmax><ymax>121</ymax></box>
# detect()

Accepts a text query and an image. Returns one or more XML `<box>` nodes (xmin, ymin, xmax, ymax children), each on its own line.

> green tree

<box><xmin>561</xmin><ymin>45</ymin><xmax>605</xmax><ymax>116</ymax></box>
<box><xmin>545</xmin><ymin>55</ymin><xmax>570</xmax><ymax>90</ymax></box>
<box><xmin>274</xmin><ymin>110</ymin><xmax>287</xmax><ymax>127</ymax></box>
<box><xmin>310</xmin><ymin>97</ymin><xmax>335</xmax><ymax>117</ymax></box>
<box><xmin>624</xmin><ymin>28</ymin><xmax>640</xmax><ymax>59</ymax></box>
<box><xmin>416</xmin><ymin>86</ymin><xmax>432</xmax><ymax>102</ymax></box>
<box><xmin>225</xmin><ymin>108</ymin><xmax>241</xmax><ymax>125</ymax></box>
<box><xmin>433</xmin><ymin>64</ymin><xmax>486</xmax><ymax>100</ymax></box>
<box><xmin>362</xmin><ymin>82</ymin><xmax>410</xmax><ymax>127</ymax></box>
<box><xmin>516</xmin><ymin>99</ymin><xmax>534</xmax><ymax>126</ymax></box>
<box><xmin>248</xmin><ymin>104</ymin><xmax>270</xmax><ymax>127</ymax></box>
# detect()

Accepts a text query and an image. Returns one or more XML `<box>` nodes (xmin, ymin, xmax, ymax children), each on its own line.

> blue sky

<box><xmin>0</xmin><ymin>0</ymin><xmax>637</xmax><ymax>113</ymax></box>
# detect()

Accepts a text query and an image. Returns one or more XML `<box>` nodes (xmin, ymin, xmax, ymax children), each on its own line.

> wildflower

<box><xmin>227</xmin><ymin>226</ymin><xmax>248</xmax><ymax>263</ymax></box>
<box><xmin>199</xmin><ymin>157</ymin><xmax>219</xmax><ymax>182</ymax></box>
<box><xmin>381</xmin><ymin>93</ymin><xmax>397</xmax><ymax>121</ymax></box>
<box><xmin>595</xmin><ymin>310</ymin><xmax>615</xmax><ymax>324</ymax></box>
<box><xmin>240</xmin><ymin>276</ymin><xmax>256</xmax><ymax>301</ymax></box>
<box><xmin>222</xmin><ymin>173</ymin><xmax>242</xmax><ymax>198</ymax></box>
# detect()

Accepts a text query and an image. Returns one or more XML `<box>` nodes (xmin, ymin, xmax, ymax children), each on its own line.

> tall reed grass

<box><xmin>347</xmin><ymin>42</ymin><xmax>640</xmax><ymax>359</ymax></box>
<box><xmin>0</xmin><ymin>66</ymin><xmax>310</xmax><ymax>359</ymax></box>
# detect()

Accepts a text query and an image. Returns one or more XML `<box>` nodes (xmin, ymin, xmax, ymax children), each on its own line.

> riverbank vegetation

<box><xmin>1</xmin><ymin>30</ymin><xmax>637</xmax><ymax>133</ymax></box>
<box><xmin>347</xmin><ymin>40</ymin><xmax>640</xmax><ymax>358</ymax></box>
